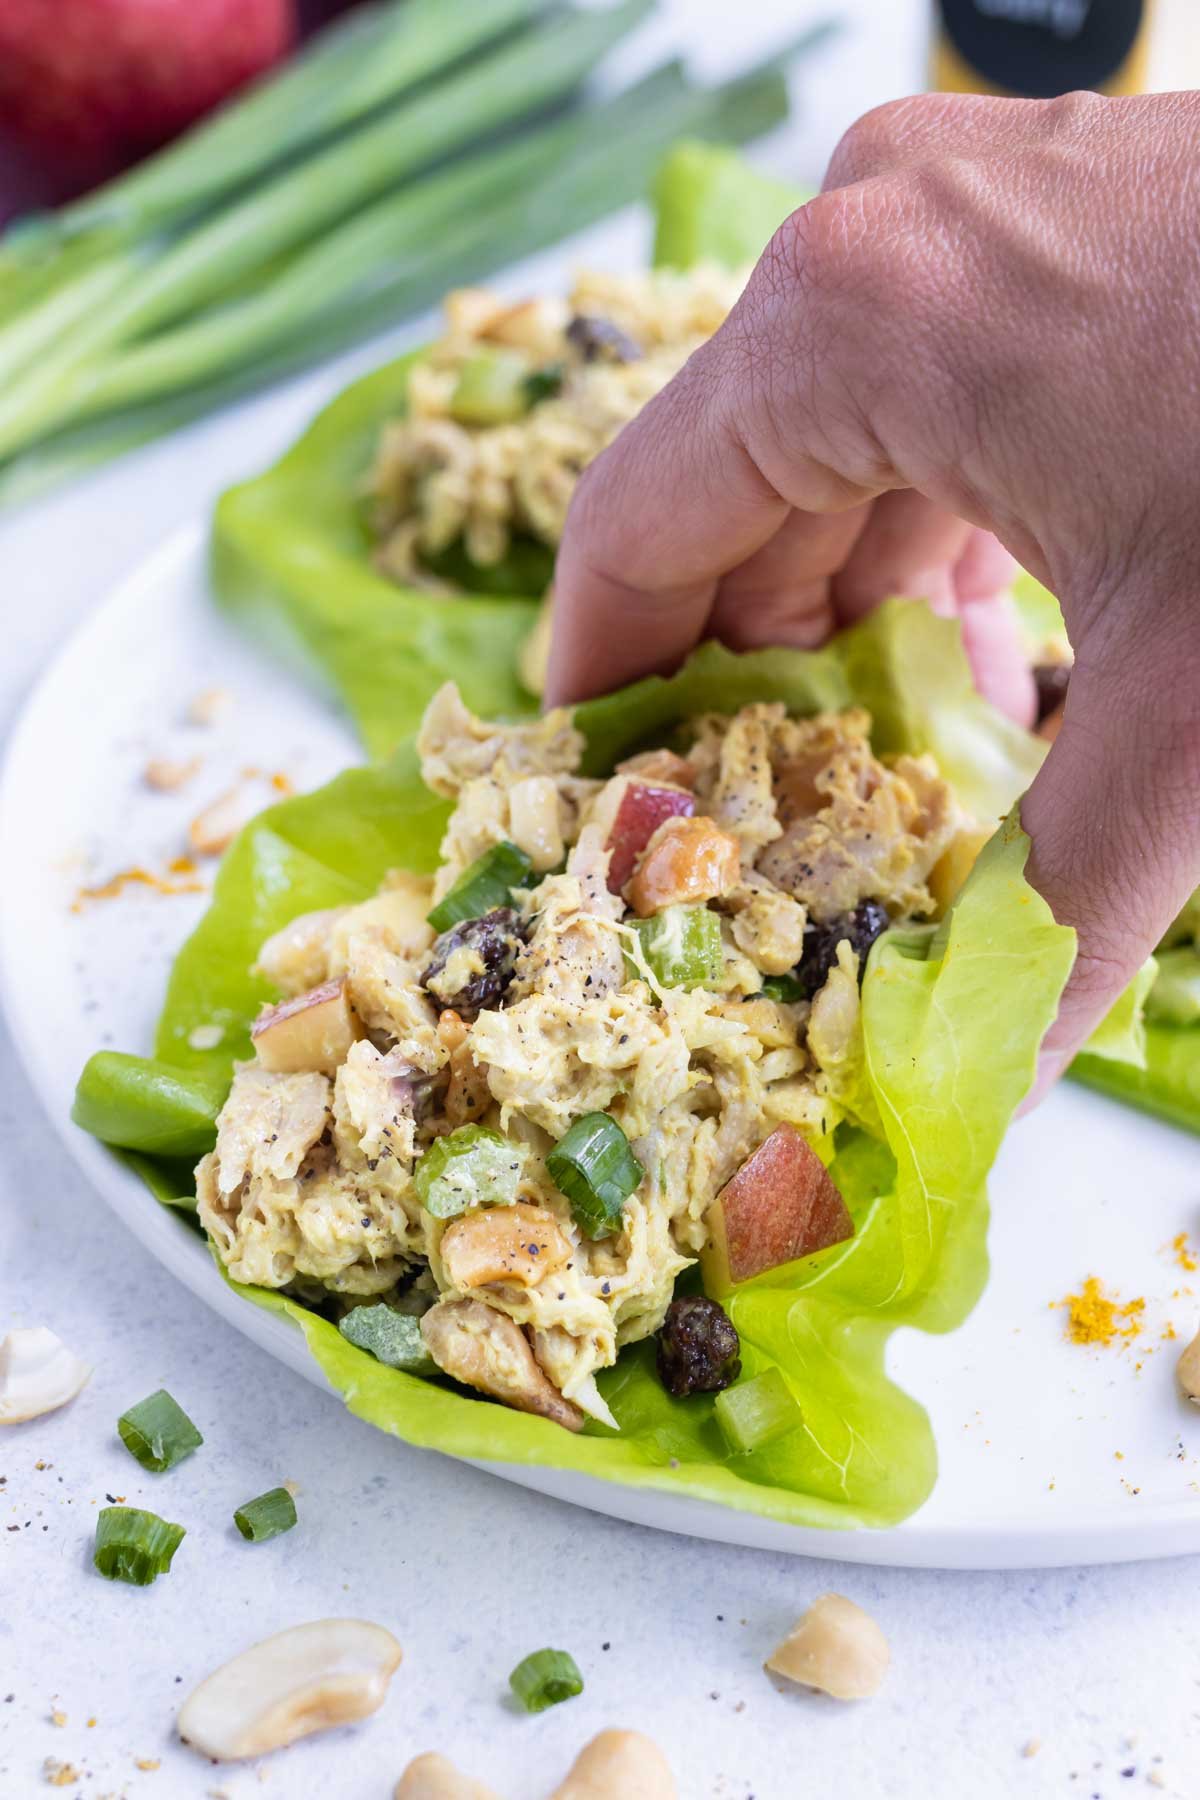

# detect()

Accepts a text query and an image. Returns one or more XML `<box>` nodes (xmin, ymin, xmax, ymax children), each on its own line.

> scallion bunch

<box><xmin>0</xmin><ymin>1</ymin><xmax>834</xmax><ymax>508</ymax></box>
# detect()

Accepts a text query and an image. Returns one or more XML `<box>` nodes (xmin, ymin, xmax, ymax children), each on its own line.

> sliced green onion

<box><xmin>1147</xmin><ymin>947</ymin><xmax>1200</xmax><ymax>1026</ymax></box>
<box><xmin>450</xmin><ymin>350</ymin><xmax>536</xmax><ymax>425</ymax></box>
<box><xmin>117</xmin><ymin>1389</ymin><xmax>203</xmax><ymax>1472</ymax></box>
<box><xmin>338</xmin><ymin>1305</ymin><xmax>436</xmax><ymax>1372</ymax></box>
<box><xmin>509</xmin><ymin>1648</ymin><xmax>584</xmax><ymax>1713</ymax></box>
<box><xmin>233</xmin><ymin>1487</ymin><xmax>298</xmax><ymax>1543</ymax></box>
<box><xmin>758</xmin><ymin>973</ymin><xmax>805</xmax><ymax>1003</ymax></box>
<box><xmin>523</xmin><ymin>363</ymin><xmax>566</xmax><ymax>406</ymax></box>
<box><xmin>547</xmin><ymin>1113</ymin><xmax>643</xmax><ymax>1239</ymax></box>
<box><xmin>415</xmin><ymin>1125</ymin><xmax>526</xmax><ymax>1219</ymax></box>
<box><xmin>427</xmin><ymin>841</ymin><xmax>532</xmax><ymax>933</ymax></box>
<box><xmin>93</xmin><ymin>1506</ymin><xmax>185</xmax><ymax>1585</ymax></box>
<box><xmin>714</xmin><ymin>1368</ymin><xmax>803</xmax><ymax>1454</ymax></box>
<box><xmin>631</xmin><ymin>904</ymin><xmax>723</xmax><ymax>990</ymax></box>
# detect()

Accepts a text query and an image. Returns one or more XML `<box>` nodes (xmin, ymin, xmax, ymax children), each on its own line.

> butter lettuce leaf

<box><xmin>74</xmin><ymin>604</ymin><xmax>1077</xmax><ymax>1530</ymax></box>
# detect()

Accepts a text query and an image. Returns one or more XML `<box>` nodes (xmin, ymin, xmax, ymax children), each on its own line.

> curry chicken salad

<box><xmin>197</xmin><ymin>684</ymin><xmax>974</xmax><ymax>1432</ymax></box>
<box><xmin>367</xmin><ymin>264</ymin><xmax>744</xmax><ymax>593</ymax></box>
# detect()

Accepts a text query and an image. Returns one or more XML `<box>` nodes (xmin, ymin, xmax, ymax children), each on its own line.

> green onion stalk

<box><xmin>0</xmin><ymin>0</ymin><xmax>654</xmax><ymax>461</ymax></box>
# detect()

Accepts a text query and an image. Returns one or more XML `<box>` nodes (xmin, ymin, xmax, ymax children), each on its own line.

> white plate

<box><xmin>3</xmin><ymin>522</ymin><xmax>1199</xmax><ymax>1569</ymax></box>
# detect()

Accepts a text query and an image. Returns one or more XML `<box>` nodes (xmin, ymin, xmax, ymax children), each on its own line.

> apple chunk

<box><xmin>605</xmin><ymin>781</ymin><xmax>694</xmax><ymax>893</ymax></box>
<box><xmin>251</xmin><ymin>977</ymin><xmax>361</xmax><ymax>1075</ymax></box>
<box><xmin>702</xmin><ymin>1124</ymin><xmax>854</xmax><ymax>1291</ymax></box>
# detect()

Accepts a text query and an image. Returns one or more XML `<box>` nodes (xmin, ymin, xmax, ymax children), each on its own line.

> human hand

<box><xmin>547</xmin><ymin>89</ymin><xmax>1200</xmax><ymax>1091</ymax></box>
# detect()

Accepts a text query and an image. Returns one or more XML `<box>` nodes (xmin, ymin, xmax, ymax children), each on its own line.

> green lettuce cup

<box><xmin>210</xmin><ymin>142</ymin><xmax>802</xmax><ymax>761</ymax></box>
<box><xmin>75</xmin><ymin>603</ymin><xmax>1082</xmax><ymax>1531</ymax></box>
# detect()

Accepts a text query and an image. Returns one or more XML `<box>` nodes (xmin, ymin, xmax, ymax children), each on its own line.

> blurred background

<box><xmin>0</xmin><ymin>0</ymin><xmax>1196</xmax><ymax>512</ymax></box>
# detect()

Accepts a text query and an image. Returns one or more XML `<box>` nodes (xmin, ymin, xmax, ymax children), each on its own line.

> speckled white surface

<box><xmin>3</xmin><ymin>3</ymin><xmax>1200</xmax><ymax>1795</ymax></box>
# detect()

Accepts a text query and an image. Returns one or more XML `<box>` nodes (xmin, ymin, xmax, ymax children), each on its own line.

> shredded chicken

<box><xmin>369</xmin><ymin>265</ymin><xmax>745</xmax><ymax>588</ymax></box>
<box><xmin>197</xmin><ymin>683</ymin><xmax>964</xmax><ymax>1426</ymax></box>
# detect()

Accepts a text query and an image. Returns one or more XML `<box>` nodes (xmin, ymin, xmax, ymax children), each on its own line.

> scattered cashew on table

<box><xmin>396</xmin><ymin>1730</ymin><xmax>676</xmax><ymax>1799</ymax></box>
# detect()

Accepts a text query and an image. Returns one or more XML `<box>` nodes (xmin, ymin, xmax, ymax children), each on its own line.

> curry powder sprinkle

<box><xmin>1170</xmin><ymin>1233</ymin><xmax>1198</xmax><ymax>1273</ymax></box>
<box><xmin>1059</xmin><ymin>1276</ymin><xmax>1145</xmax><ymax>1346</ymax></box>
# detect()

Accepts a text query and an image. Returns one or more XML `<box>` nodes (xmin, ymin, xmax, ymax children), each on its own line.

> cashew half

<box><xmin>178</xmin><ymin>1619</ymin><xmax>401</xmax><ymax>1760</ymax></box>
<box><xmin>766</xmin><ymin>1593</ymin><xmax>889</xmax><ymax>1700</ymax></box>
<box><xmin>441</xmin><ymin>1203</ymin><xmax>572</xmax><ymax>1290</ymax></box>
<box><xmin>0</xmin><ymin>1328</ymin><xmax>91</xmax><ymax>1424</ymax></box>
<box><xmin>551</xmin><ymin>1730</ymin><xmax>676</xmax><ymax>1799</ymax></box>
<box><xmin>420</xmin><ymin>1299</ymin><xmax>583</xmax><ymax>1431</ymax></box>
<box><xmin>395</xmin><ymin>1752</ymin><xmax>499</xmax><ymax>1800</ymax></box>
<box><xmin>1177</xmin><ymin>1324</ymin><xmax>1200</xmax><ymax>1403</ymax></box>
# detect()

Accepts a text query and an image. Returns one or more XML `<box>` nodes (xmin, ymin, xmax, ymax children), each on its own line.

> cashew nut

<box><xmin>1177</xmin><ymin>1324</ymin><xmax>1200</xmax><ymax>1403</ymax></box>
<box><xmin>420</xmin><ymin>1299</ymin><xmax>583</xmax><ymax>1431</ymax></box>
<box><xmin>766</xmin><ymin>1593</ymin><xmax>889</xmax><ymax>1700</ymax></box>
<box><xmin>0</xmin><ymin>1328</ymin><xmax>92</xmax><ymax>1424</ymax></box>
<box><xmin>441</xmin><ymin>1203</ymin><xmax>571</xmax><ymax>1291</ymax></box>
<box><xmin>551</xmin><ymin>1730</ymin><xmax>676</xmax><ymax>1799</ymax></box>
<box><xmin>178</xmin><ymin>1619</ymin><xmax>401</xmax><ymax>1760</ymax></box>
<box><xmin>395</xmin><ymin>1752</ymin><xmax>499</xmax><ymax>1799</ymax></box>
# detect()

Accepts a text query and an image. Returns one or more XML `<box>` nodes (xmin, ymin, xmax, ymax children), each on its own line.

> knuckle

<box><xmin>825</xmin><ymin>99</ymin><xmax>915</xmax><ymax>188</ymax></box>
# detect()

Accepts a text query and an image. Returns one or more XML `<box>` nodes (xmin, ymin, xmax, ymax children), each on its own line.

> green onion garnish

<box><xmin>338</xmin><ymin>1305</ymin><xmax>436</xmax><ymax>1372</ymax></box>
<box><xmin>759</xmin><ymin>973</ymin><xmax>805</xmax><ymax>1003</ymax></box>
<box><xmin>522</xmin><ymin>362</ymin><xmax>565</xmax><ymax>407</ymax></box>
<box><xmin>546</xmin><ymin>1112</ymin><xmax>643</xmax><ymax>1239</ymax></box>
<box><xmin>93</xmin><ymin>1506</ymin><xmax>185</xmax><ymax>1585</ymax></box>
<box><xmin>427</xmin><ymin>841</ymin><xmax>532</xmax><ymax>933</ymax></box>
<box><xmin>508</xmin><ymin>1648</ymin><xmax>584</xmax><ymax>1713</ymax></box>
<box><xmin>233</xmin><ymin>1487</ymin><xmax>298</xmax><ymax>1544</ymax></box>
<box><xmin>631</xmin><ymin>904</ymin><xmax>723</xmax><ymax>990</ymax></box>
<box><xmin>117</xmin><ymin>1389</ymin><xmax>203</xmax><ymax>1472</ymax></box>
<box><xmin>714</xmin><ymin>1368</ymin><xmax>804</xmax><ymax>1454</ymax></box>
<box><xmin>415</xmin><ymin>1124</ymin><xmax>525</xmax><ymax>1219</ymax></box>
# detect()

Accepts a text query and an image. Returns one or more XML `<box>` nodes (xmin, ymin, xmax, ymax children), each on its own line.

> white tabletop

<box><xmin>3</xmin><ymin>4</ymin><xmax>1199</xmax><ymax>1796</ymax></box>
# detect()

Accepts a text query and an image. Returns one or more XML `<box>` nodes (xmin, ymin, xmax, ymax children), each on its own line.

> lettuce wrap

<box><xmin>210</xmin><ymin>142</ymin><xmax>803</xmax><ymax>761</ymax></box>
<box><xmin>75</xmin><ymin>603</ymin><xmax>1080</xmax><ymax>1530</ymax></box>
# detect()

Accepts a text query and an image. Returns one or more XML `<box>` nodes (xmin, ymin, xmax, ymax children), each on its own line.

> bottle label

<box><xmin>937</xmin><ymin>0</ymin><xmax>1145</xmax><ymax>97</ymax></box>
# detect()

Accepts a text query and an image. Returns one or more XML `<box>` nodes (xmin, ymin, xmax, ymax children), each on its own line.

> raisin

<box><xmin>657</xmin><ymin>1295</ymin><xmax>741</xmax><ymax>1398</ymax></box>
<box><xmin>797</xmin><ymin>900</ymin><xmax>890</xmax><ymax>999</ymax></box>
<box><xmin>420</xmin><ymin>907</ymin><xmax>525</xmax><ymax>1020</ymax></box>
<box><xmin>1032</xmin><ymin>661</ymin><xmax>1071</xmax><ymax>726</ymax></box>
<box><xmin>565</xmin><ymin>313</ymin><xmax>643</xmax><ymax>364</ymax></box>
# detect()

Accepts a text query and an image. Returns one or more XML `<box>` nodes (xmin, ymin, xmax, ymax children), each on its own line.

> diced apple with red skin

<box><xmin>251</xmin><ymin>976</ymin><xmax>362</xmax><ymax>1075</ymax></box>
<box><xmin>605</xmin><ymin>782</ymin><xmax>694</xmax><ymax>893</ymax></box>
<box><xmin>702</xmin><ymin>1124</ymin><xmax>854</xmax><ymax>1292</ymax></box>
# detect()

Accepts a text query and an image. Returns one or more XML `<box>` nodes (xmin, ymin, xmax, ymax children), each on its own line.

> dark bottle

<box><xmin>931</xmin><ymin>1</ymin><xmax>1151</xmax><ymax>98</ymax></box>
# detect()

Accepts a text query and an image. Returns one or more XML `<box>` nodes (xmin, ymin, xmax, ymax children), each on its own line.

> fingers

<box><xmin>547</xmin><ymin>193</ymin><xmax>901</xmax><ymax>705</ymax></box>
<box><xmin>951</xmin><ymin>529</ymin><xmax>1035</xmax><ymax>726</ymax></box>
<box><xmin>1021</xmin><ymin>614</ymin><xmax>1200</xmax><ymax>1098</ymax></box>
<box><xmin>706</xmin><ymin>503</ymin><xmax>870</xmax><ymax>653</ymax></box>
<box><xmin>833</xmin><ymin>489</ymin><xmax>975</xmax><ymax>620</ymax></box>
<box><xmin>544</xmin><ymin>341</ymin><xmax>791</xmax><ymax>703</ymax></box>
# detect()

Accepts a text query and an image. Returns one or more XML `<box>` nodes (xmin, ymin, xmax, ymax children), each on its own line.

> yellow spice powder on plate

<box><xmin>1059</xmin><ymin>1277</ymin><xmax>1145</xmax><ymax>1346</ymax></box>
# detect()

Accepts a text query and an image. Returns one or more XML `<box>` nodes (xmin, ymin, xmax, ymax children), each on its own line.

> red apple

<box><xmin>605</xmin><ymin>781</ymin><xmax>694</xmax><ymax>893</ymax></box>
<box><xmin>0</xmin><ymin>0</ymin><xmax>296</xmax><ymax>192</ymax></box>
<box><xmin>702</xmin><ymin>1123</ymin><xmax>854</xmax><ymax>1291</ymax></box>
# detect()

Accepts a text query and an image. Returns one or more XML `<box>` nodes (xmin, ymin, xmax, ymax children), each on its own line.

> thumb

<box><xmin>1020</xmin><ymin>610</ymin><xmax>1200</xmax><ymax>1101</ymax></box>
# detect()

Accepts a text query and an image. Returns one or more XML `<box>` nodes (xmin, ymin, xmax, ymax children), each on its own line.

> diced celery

<box><xmin>714</xmin><ymin>1367</ymin><xmax>803</xmax><ymax>1453</ymax></box>
<box><xmin>449</xmin><ymin>350</ymin><xmax>535</xmax><ymax>425</ymax></box>
<box><xmin>415</xmin><ymin>1125</ymin><xmax>525</xmax><ymax>1218</ymax></box>
<box><xmin>631</xmin><ymin>904</ymin><xmax>723</xmax><ymax>990</ymax></box>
